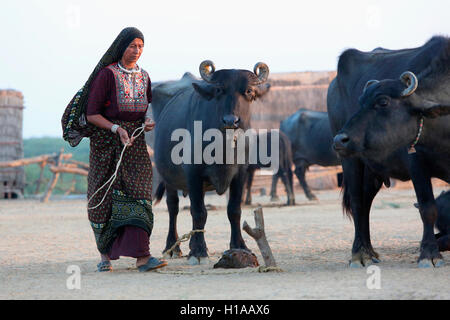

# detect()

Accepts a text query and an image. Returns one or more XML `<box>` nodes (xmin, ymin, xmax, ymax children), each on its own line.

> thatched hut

<box><xmin>0</xmin><ymin>89</ymin><xmax>25</xmax><ymax>198</ymax></box>
<box><xmin>248</xmin><ymin>71</ymin><xmax>339</xmax><ymax>193</ymax></box>
<box><xmin>250</xmin><ymin>71</ymin><xmax>336</xmax><ymax>129</ymax></box>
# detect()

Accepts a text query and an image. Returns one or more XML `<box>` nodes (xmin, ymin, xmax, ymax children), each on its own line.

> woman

<box><xmin>70</xmin><ymin>27</ymin><xmax>166</xmax><ymax>272</ymax></box>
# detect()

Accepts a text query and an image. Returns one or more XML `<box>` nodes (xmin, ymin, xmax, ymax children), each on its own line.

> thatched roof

<box><xmin>251</xmin><ymin>71</ymin><xmax>336</xmax><ymax>129</ymax></box>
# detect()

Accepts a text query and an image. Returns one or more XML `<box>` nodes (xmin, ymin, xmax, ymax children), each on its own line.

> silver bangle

<box><xmin>111</xmin><ymin>124</ymin><xmax>120</xmax><ymax>134</ymax></box>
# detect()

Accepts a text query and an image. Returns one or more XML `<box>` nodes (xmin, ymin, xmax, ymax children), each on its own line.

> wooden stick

<box><xmin>0</xmin><ymin>155</ymin><xmax>52</xmax><ymax>168</ymax></box>
<box><xmin>34</xmin><ymin>161</ymin><xmax>47</xmax><ymax>194</ymax></box>
<box><xmin>49</xmin><ymin>165</ymin><xmax>88</xmax><ymax>176</ymax></box>
<box><xmin>66</xmin><ymin>159</ymin><xmax>89</xmax><ymax>170</ymax></box>
<box><xmin>41</xmin><ymin>149</ymin><xmax>64</xmax><ymax>203</ymax></box>
<box><xmin>243</xmin><ymin>207</ymin><xmax>277</xmax><ymax>268</ymax></box>
<box><xmin>64</xmin><ymin>179</ymin><xmax>77</xmax><ymax>196</ymax></box>
<box><xmin>0</xmin><ymin>153</ymin><xmax>72</xmax><ymax>168</ymax></box>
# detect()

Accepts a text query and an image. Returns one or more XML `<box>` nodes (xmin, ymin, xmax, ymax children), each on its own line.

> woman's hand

<box><xmin>144</xmin><ymin>118</ymin><xmax>156</xmax><ymax>132</ymax></box>
<box><xmin>117</xmin><ymin>127</ymin><xmax>135</xmax><ymax>146</ymax></box>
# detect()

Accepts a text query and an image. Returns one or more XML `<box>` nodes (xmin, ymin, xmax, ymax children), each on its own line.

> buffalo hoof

<box><xmin>286</xmin><ymin>199</ymin><xmax>295</xmax><ymax>206</ymax></box>
<box><xmin>162</xmin><ymin>245</ymin><xmax>182</xmax><ymax>259</ymax></box>
<box><xmin>371</xmin><ymin>257</ymin><xmax>381</xmax><ymax>264</ymax></box>
<box><xmin>349</xmin><ymin>260</ymin><xmax>364</xmax><ymax>268</ymax></box>
<box><xmin>434</xmin><ymin>259</ymin><xmax>445</xmax><ymax>267</ymax></box>
<box><xmin>418</xmin><ymin>258</ymin><xmax>444</xmax><ymax>268</ymax></box>
<box><xmin>418</xmin><ymin>259</ymin><xmax>433</xmax><ymax>268</ymax></box>
<box><xmin>163</xmin><ymin>249</ymin><xmax>183</xmax><ymax>260</ymax></box>
<box><xmin>307</xmin><ymin>194</ymin><xmax>318</xmax><ymax>201</ymax></box>
<box><xmin>270</xmin><ymin>196</ymin><xmax>280</xmax><ymax>202</ymax></box>
<box><xmin>349</xmin><ymin>251</ymin><xmax>380</xmax><ymax>268</ymax></box>
<box><xmin>187</xmin><ymin>256</ymin><xmax>209</xmax><ymax>265</ymax></box>
<box><xmin>213</xmin><ymin>249</ymin><xmax>259</xmax><ymax>269</ymax></box>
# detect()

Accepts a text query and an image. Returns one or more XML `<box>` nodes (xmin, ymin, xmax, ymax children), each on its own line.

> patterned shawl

<box><xmin>61</xmin><ymin>27</ymin><xmax>144</xmax><ymax>147</ymax></box>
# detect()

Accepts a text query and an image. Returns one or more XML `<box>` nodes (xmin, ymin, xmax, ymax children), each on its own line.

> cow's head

<box><xmin>333</xmin><ymin>71</ymin><xmax>450</xmax><ymax>160</ymax></box>
<box><xmin>192</xmin><ymin>60</ymin><xmax>270</xmax><ymax>131</ymax></box>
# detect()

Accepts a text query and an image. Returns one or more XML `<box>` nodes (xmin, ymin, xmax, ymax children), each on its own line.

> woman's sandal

<box><xmin>138</xmin><ymin>257</ymin><xmax>168</xmax><ymax>272</ymax></box>
<box><xmin>97</xmin><ymin>261</ymin><xmax>113</xmax><ymax>272</ymax></box>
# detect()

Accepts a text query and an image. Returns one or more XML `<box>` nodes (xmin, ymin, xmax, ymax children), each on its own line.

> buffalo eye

<box><xmin>245</xmin><ymin>88</ymin><xmax>255</xmax><ymax>101</ymax></box>
<box><xmin>215</xmin><ymin>87</ymin><xmax>223</xmax><ymax>97</ymax></box>
<box><xmin>376</xmin><ymin>97</ymin><xmax>390</xmax><ymax>107</ymax></box>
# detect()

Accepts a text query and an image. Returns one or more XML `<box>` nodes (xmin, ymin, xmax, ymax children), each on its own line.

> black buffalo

<box><xmin>279</xmin><ymin>109</ymin><xmax>340</xmax><ymax>200</ymax></box>
<box><xmin>328</xmin><ymin>36</ymin><xmax>450</xmax><ymax>268</ymax></box>
<box><xmin>244</xmin><ymin>130</ymin><xmax>295</xmax><ymax>206</ymax></box>
<box><xmin>152</xmin><ymin>61</ymin><xmax>270</xmax><ymax>264</ymax></box>
<box><xmin>417</xmin><ymin>190</ymin><xmax>450</xmax><ymax>252</ymax></box>
<box><xmin>435</xmin><ymin>190</ymin><xmax>450</xmax><ymax>252</ymax></box>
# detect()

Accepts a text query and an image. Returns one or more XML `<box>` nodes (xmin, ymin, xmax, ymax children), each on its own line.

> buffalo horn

<box><xmin>253</xmin><ymin>62</ymin><xmax>270</xmax><ymax>84</ymax></box>
<box><xmin>363</xmin><ymin>80</ymin><xmax>379</xmax><ymax>93</ymax></box>
<box><xmin>199</xmin><ymin>60</ymin><xmax>215</xmax><ymax>83</ymax></box>
<box><xmin>400</xmin><ymin>71</ymin><xmax>418</xmax><ymax>97</ymax></box>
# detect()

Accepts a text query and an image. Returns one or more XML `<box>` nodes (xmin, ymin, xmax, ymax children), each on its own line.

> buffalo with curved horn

<box><xmin>329</xmin><ymin>36</ymin><xmax>450</xmax><ymax>268</ymax></box>
<box><xmin>151</xmin><ymin>60</ymin><xmax>271</xmax><ymax>264</ymax></box>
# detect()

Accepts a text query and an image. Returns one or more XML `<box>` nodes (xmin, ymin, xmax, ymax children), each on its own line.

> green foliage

<box><xmin>23</xmin><ymin>137</ymin><xmax>90</xmax><ymax>161</ymax></box>
<box><xmin>23</xmin><ymin>137</ymin><xmax>90</xmax><ymax>196</ymax></box>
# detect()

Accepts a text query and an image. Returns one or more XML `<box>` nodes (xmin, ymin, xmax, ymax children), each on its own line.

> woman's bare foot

<box><xmin>100</xmin><ymin>253</ymin><xmax>110</xmax><ymax>262</ymax></box>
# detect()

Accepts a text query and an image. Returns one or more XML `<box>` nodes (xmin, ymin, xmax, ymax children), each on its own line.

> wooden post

<box><xmin>41</xmin><ymin>149</ymin><xmax>64</xmax><ymax>203</ymax></box>
<box><xmin>34</xmin><ymin>161</ymin><xmax>47</xmax><ymax>194</ymax></box>
<box><xmin>48</xmin><ymin>165</ymin><xmax>88</xmax><ymax>176</ymax></box>
<box><xmin>7</xmin><ymin>181</ymin><xmax>12</xmax><ymax>199</ymax></box>
<box><xmin>243</xmin><ymin>207</ymin><xmax>277</xmax><ymax>268</ymax></box>
<box><xmin>64</xmin><ymin>178</ymin><xmax>77</xmax><ymax>196</ymax></box>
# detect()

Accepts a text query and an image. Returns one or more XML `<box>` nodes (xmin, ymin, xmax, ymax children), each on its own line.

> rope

<box><xmin>257</xmin><ymin>266</ymin><xmax>284</xmax><ymax>273</ymax></box>
<box><xmin>87</xmin><ymin>125</ymin><xmax>146</xmax><ymax>210</ymax></box>
<box><xmin>163</xmin><ymin>229</ymin><xmax>206</xmax><ymax>256</ymax></box>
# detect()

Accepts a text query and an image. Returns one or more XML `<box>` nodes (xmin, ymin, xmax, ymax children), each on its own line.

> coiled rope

<box><xmin>87</xmin><ymin>125</ymin><xmax>146</xmax><ymax>210</ymax></box>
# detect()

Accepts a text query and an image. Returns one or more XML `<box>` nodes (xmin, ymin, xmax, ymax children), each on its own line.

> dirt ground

<box><xmin>0</xmin><ymin>186</ymin><xmax>449</xmax><ymax>300</ymax></box>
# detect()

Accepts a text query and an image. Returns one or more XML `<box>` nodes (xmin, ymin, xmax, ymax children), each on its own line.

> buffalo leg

<box><xmin>270</xmin><ymin>174</ymin><xmax>280</xmax><ymax>201</ymax></box>
<box><xmin>244</xmin><ymin>168</ymin><xmax>255</xmax><ymax>205</ymax></box>
<box><xmin>228</xmin><ymin>169</ymin><xmax>250</xmax><ymax>251</ymax></box>
<box><xmin>408</xmin><ymin>154</ymin><xmax>443</xmax><ymax>267</ymax></box>
<box><xmin>286</xmin><ymin>166</ymin><xmax>295</xmax><ymax>205</ymax></box>
<box><xmin>436</xmin><ymin>233</ymin><xmax>450</xmax><ymax>251</ymax></box>
<box><xmin>343</xmin><ymin>159</ymin><xmax>381</xmax><ymax>267</ymax></box>
<box><xmin>163</xmin><ymin>186</ymin><xmax>182</xmax><ymax>258</ymax></box>
<box><xmin>279</xmin><ymin>168</ymin><xmax>295</xmax><ymax>206</ymax></box>
<box><xmin>187</xmin><ymin>176</ymin><xmax>208</xmax><ymax>261</ymax></box>
<box><xmin>294</xmin><ymin>161</ymin><xmax>317</xmax><ymax>200</ymax></box>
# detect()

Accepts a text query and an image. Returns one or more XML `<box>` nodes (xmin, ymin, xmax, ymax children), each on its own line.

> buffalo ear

<box><xmin>192</xmin><ymin>82</ymin><xmax>215</xmax><ymax>100</ymax></box>
<box><xmin>255</xmin><ymin>83</ymin><xmax>271</xmax><ymax>97</ymax></box>
<box><xmin>421</xmin><ymin>105</ymin><xmax>450</xmax><ymax>118</ymax></box>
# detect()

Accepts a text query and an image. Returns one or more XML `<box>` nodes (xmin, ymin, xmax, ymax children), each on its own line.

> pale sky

<box><xmin>0</xmin><ymin>0</ymin><xmax>449</xmax><ymax>138</ymax></box>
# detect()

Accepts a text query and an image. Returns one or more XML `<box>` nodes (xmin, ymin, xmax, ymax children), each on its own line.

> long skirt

<box><xmin>87</xmin><ymin>119</ymin><xmax>153</xmax><ymax>256</ymax></box>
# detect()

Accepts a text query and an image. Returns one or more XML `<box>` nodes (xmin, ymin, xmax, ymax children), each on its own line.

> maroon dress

<box><xmin>87</xmin><ymin>62</ymin><xmax>153</xmax><ymax>260</ymax></box>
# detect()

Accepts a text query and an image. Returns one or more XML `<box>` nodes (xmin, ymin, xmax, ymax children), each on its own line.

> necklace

<box><xmin>408</xmin><ymin>117</ymin><xmax>424</xmax><ymax>154</ymax></box>
<box><xmin>118</xmin><ymin>61</ymin><xmax>141</xmax><ymax>74</ymax></box>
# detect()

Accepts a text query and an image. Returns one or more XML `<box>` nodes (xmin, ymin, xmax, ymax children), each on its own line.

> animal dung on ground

<box><xmin>213</xmin><ymin>249</ymin><xmax>259</xmax><ymax>269</ymax></box>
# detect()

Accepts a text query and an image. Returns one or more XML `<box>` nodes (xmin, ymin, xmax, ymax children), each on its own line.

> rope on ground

<box><xmin>258</xmin><ymin>266</ymin><xmax>284</xmax><ymax>273</ymax></box>
<box><xmin>163</xmin><ymin>229</ymin><xmax>206</xmax><ymax>256</ymax></box>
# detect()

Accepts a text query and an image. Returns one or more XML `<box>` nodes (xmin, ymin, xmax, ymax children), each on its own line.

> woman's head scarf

<box><xmin>61</xmin><ymin>27</ymin><xmax>144</xmax><ymax>147</ymax></box>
